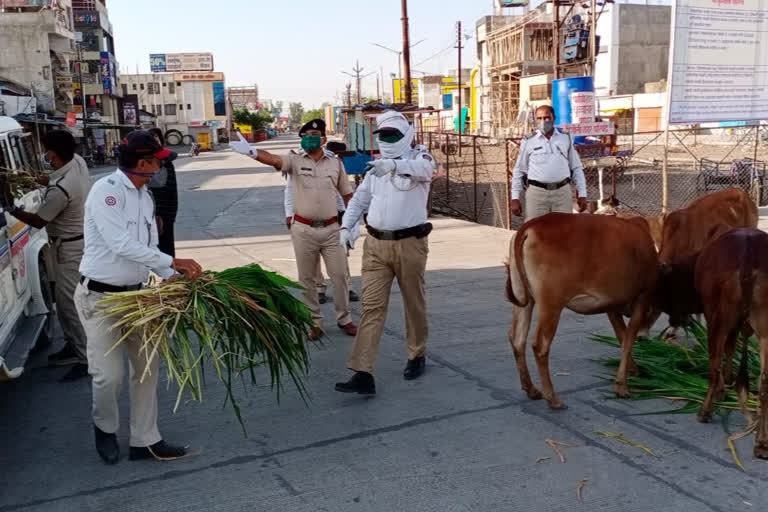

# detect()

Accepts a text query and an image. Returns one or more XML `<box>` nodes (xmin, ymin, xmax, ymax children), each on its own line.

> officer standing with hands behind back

<box><xmin>75</xmin><ymin>131</ymin><xmax>202</xmax><ymax>465</ymax></box>
<box><xmin>510</xmin><ymin>105</ymin><xmax>587</xmax><ymax>220</ymax></box>
<box><xmin>229</xmin><ymin>119</ymin><xmax>357</xmax><ymax>340</ymax></box>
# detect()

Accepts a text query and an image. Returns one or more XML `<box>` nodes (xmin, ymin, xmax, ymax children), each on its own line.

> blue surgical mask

<box><xmin>41</xmin><ymin>152</ymin><xmax>53</xmax><ymax>170</ymax></box>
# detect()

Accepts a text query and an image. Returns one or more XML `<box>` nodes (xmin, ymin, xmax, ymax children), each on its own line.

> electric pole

<box><xmin>341</xmin><ymin>61</ymin><xmax>375</xmax><ymax>105</ymax></box>
<box><xmin>75</xmin><ymin>40</ymin><xmax>89</xmax><ymax>155</ymax></box>
<box><xmin>456</xmin><ymin>21</ymin><xmax>462</xmax><ymax>136</ymax></box>
<box><xmin>401</xmin><ymin>0</ymin><xmax>412</xmax><ymax>104</ymax></box>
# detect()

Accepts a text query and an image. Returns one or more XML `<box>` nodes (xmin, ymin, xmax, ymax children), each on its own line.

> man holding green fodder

<box><xmin>75</xmin><ymin>131</ymin><xmax>203</xmax><ymax>465</ymax></box>
<box><xmin>230</xmin><ymin>119</ymin><xmax>358</xmax><ymax>340</ymax></box>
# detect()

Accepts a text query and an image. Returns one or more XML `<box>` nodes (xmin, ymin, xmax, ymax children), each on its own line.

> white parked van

<box><xmin>0</xmin><ymin>117</ymin><xmax>55</xmax><ymax>380</ymax></box>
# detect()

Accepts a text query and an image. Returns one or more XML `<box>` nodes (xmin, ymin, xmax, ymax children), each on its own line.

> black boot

<box><xmin>403</xmin><ymin>356</ymin><xmax>426</xmax><ymax>380</ymax></box>
<box><xmin>94</xmin><ymin>425</ymin><xmax>119</xmax><ymax>465</ymax></box>
<box><xmin>130</xmin><ymin>440</ymin><xmax>189</xmax><ymax>461</ymax></box>
<box><xmin>335</xmin><ymin>371</ymin><xmax>376</xmax><ymax>395</ymax></box>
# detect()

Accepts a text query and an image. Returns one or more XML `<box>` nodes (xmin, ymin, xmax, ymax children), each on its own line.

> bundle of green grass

<box><xmin>98</xmin><ymin>264</ymin><xmax>314</xmax><ymax>432</ymax></box>
<box><xmin>592</xmin><ymin>321</ymin><xmax>760</xmax><ymax>414</ymax></box>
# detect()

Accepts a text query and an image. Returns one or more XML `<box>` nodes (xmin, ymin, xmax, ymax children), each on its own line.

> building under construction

<box><xmin>485</xmin><ymin>8</ymin><xmax>553</xmax><ymax>137</ymax></box>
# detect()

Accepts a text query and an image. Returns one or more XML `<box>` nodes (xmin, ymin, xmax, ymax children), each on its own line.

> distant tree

<box><xmin>301</xmin><ymin>108</ymin><xmax>325</xmax><ymax>124</ymax></box>
<box><xmin>289</xmin><ymin>102</ymin><xmax>304</xmax><ymax>125</ymax></box>
<box><xmin>233</xmin><ymin>107</ymin><xmax>274</xmax><ymax>132</ymax></box>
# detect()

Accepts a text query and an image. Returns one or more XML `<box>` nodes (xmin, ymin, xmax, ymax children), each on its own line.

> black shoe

<box><xmin>60</xmin><ymin>363</ymin><xmax>89</xmax><ymax>382</ymax></box>
<box><xmin>403</xmin><ymin>356</ymin><xmax>426</xmax><ymax>380</ymax></box>
<box><xmin>130</xmin><ymin>440</ymin><xmax>188</xmax><ymax>461</ymax></box>
<box><xmin>348</xmin><ymin>290</ymin><xmax>360</xmax><ymax>302</ymax></box>
<box><xmin>94</xmin><ymin>425</ymin><xmax>119</xmax><ymax>465</ymax></box>
<box><xmin>318</xmin><ymin>292</ymin><xmax>329</xmax><ymax>304</ymax></box>
<box><xmin>48</xmin><ymin>345</ymin><xmax>78</xmax><ymax>366</ymax></box>
<box><xmin>335</xmin><ymin>371</ymin><xmax>376</xmax><ymax>395</ymax></box>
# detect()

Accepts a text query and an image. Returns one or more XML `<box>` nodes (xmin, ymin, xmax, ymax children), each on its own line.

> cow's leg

<box><xmin>608</xmin><ymin>312</ymin><xmax>639</xmax><ymax>377</ymax></box>
<box><xmin>637</xmin><ymin>307</ymin><xmax>660</xmax><ymax>339</ymax></box>
<box><xmin>508</xmin><ymin>302</ymin><xmax>540</xmax><ymax>399</ymax></box>
<box><xmin>723</xmin><ymin>328</ymin><xmax>740</xmax><ymax>387</ymax></box>
<box><xmin>736</xmin><ymin>328</ymin><xmax>753</xmax><ymax>422</ymax></box>
<box><xmin>532</xmin><ymin>306</ymin><xmax>565</xmax><ymax>409</ymax></box>
<box><xmin>614</xmin><ymin>299</ymin><xmax>650</xmax><ymax>397</ymax></box>
<box><xmin>753</xmin><ymin>331</ymin><xmax>768</xmax><ymax>459</ymax></box>
<box><xmin>697</xmin><ymin>320</ymin><xmax>728</xmax><ymax>423</ymax></box>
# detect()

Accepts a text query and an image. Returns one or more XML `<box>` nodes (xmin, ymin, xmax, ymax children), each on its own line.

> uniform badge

<box><xmin>105</xmin><ymin>195</ymin><xmax>117</xmax><ymax>206</ymax></box>
<box><xmin>422</xmin><ymin>154</ymin><xmax>433</xmax><ymax>161</ymax></box>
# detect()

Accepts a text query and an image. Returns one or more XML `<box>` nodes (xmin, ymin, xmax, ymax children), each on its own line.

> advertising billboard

<box><xmin>148</xmin><ymin>53</ymin><xmax>214</xmax><ymax>72</ymax></box>
<box><xmin>668</xmin><ymin>0</ymin><xmax>768</xmax><ymax>123</ymax></box>
<box><xmin>99</xmin><ymin>51</ymin><xmax>113</xmax><ymax>95</ymax></box>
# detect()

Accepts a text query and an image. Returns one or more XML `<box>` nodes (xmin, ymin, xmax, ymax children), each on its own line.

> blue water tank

<box><xmin>552</xmin><ymin>76</ymin><xmax>594</xmax><ymax>143</ymax></box>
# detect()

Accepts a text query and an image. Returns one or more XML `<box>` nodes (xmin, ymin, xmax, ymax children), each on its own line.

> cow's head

<box><xmin>654</xmin><ymin>255</ymin><xmax>701</xmax><ymax>327</ymax></box>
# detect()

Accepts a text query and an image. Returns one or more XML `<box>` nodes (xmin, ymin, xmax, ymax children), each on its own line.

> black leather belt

<box><xmin>366</xmin><ymin>223</ymin><xmax>432</xmax><ymax>241</ymax></box>
<box><xmin>80</xmin><ymin>276</ymin><xmax>142</xmax><ymax>293</ymax></box>
<box><xmin>50</xmin><ymin>234</ymin><xmax>84</xmax><ymax>243</ymax></box>
<box><xmin>528</xmin><ymin>177</ymin><xmax>571</xmax><ymax>191</ymax></box>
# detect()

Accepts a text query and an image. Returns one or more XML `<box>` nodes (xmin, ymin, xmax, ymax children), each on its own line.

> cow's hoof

<box><xmin>525</xmin><ymin>388</ymin><xmax>543</xmax><ymax>400</ymax></box>
<box><xmin>753</xmin><ymin>442</ymin><xmax>768</xmax><ymax>460</ymax></box>
<box><xmin>614</xmin><ymin>384</ymin><xmax>630</xmax><ymax>398</ymax></box>
<box><xmin>696</xmin><ymin>410</ymin><xmax>713</xmax><ymax>423</ymax></box>
<box><xmin>547</xmin><ymin>400</ymin><xmax>567</xmax><ymax>410</ymax></box>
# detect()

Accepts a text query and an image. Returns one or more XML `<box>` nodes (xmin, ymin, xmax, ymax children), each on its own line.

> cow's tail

<box><xmin>505</xmin><ymin>229</ymin><xmax>531</xmax><ymax>307</ymax></box>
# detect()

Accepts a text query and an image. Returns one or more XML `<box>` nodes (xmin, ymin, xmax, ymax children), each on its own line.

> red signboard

<box><xmin>66</xmin><ymin>112</ymin><xmax>77</xmax><ymax>127</ymax></box>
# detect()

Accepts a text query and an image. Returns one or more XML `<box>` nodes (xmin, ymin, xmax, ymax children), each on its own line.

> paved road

<box><xmin>1</xmin><ymin>134</ymin><xmax>765</xmax><ymax>511</ymax></box>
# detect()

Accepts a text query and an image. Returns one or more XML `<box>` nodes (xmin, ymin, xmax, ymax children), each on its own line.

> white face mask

<box><xmin>378</xmin><ymin>124</ymin><xmax>414</xmax><ymax>158</ymax></box>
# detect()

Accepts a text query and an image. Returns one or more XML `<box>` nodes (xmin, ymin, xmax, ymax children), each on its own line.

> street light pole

<box><xmin>401</xmin><ymin>0</ymin><xmax>412</xmax><ymax>104</ymax></box>
<box><xmin>75</xmin><ymin>41</ymin><xmax>90</xmax><ymax>155</ymax></box>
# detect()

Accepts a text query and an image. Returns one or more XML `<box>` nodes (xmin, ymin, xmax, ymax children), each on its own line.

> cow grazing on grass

<box><xmin>505</xmin><ymin>213</ymin><xmax>659</xmax><ymax>406</ymax></box>
<box><xmin>656</xmin><ymin>228</ymin><xmax>768</xmax><ymax>459</ymax></box>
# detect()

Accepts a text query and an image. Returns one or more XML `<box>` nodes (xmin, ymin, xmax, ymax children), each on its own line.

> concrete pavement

<box><xmin>0</xmin><ymin>134</ymin><xmax>765</xmax><ymax>512</ymax></box>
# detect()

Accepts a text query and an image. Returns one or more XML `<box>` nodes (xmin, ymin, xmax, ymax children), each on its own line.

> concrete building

<box><xmin>0</xmin><ymin>0</ymin><xmax>76</xmax><ymax>115</ymax></box>
<box><xmin>71</xmin><ymin>0</ymin><xmax>123</xmax><ymax>152</ymax></box>
<box><xmin>120</xmin><ymin>71</ymin><xmax>228</xmax><ymax>143</ymax></box>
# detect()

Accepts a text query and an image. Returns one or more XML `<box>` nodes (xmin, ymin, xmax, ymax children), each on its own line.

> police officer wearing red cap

<box><xmin>74</xmin><ymin>130</ymin><xmax>203</xmax><ymax>465</ymax></box>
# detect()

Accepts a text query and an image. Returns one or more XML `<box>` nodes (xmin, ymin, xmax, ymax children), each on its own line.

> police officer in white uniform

<box><xmin>334</xmin><ymin>110</ymin><xmax>436</xmax><ymax>395</ymax></box>
<box><xmin>75</xmin><ymin>131</ymin><xmax>202</xmax><ymax>464</ymax></box>
<box><xmin>510</xmin><ymin>105</ymin><xmax>588</xmax><ymax>220</ymax></box>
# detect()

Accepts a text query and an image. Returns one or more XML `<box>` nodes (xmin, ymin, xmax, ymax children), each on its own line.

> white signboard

<box><xmin>564</xmin><ymin>121</ymin><xmax>615</xmax><ymax>137</ymax></box>
<box><xmin>668</xmin><ymin>0</ymin><xmax>768</xmax><ymax>123</ymax></box>
<box><xmin>165</xmin><ymin>53</ymin><xmax>214</xmax><ymax>72</ymax></box>
<box><xmin>570</xmin><ymin>92</ymin><xmax>596</xmax><ymax>123</ymax></box>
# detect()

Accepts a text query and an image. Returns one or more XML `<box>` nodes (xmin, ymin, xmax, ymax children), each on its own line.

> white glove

<box><xmin>350</xmin><ymin>220</ymin><xmax>361</xmax><ymax>241</ymax></box>
<box><xmin>339</xmin><ymin>227</ymin><xmax>357</xmax><ymax>255</ymax></box>
<box><xmin>364</xmin><ymin>159</ymin><xmax>396</xmax><ymax>177</ymax></box>
<box><xmin>229</xmin><ymin>132</ymin><xmax>257</xmax><ymax>158</ymax></box>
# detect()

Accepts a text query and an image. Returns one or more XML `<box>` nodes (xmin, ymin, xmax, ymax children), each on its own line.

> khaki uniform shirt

<box><xmin>37</xmin><ymin>153</ymin><xmax>91</xmax><ymax>238</ymax></box>
<box><xmin>281</xmin><ymin>150</ymin><xmax>352</xmax><ymax>220</ymax></box>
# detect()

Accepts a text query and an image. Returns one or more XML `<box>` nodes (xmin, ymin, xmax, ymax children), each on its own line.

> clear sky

<box><xmin>109</xmin><ymin>0</ymin><xmax>524</xmax><ymax>109</ymax></box>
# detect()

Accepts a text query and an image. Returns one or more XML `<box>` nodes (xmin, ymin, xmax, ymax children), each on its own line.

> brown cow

<box><xmin>505</xmin><ymin>213</ymin><xmax>659</xmax><ymax>407</ymax></box>
<box><xmin>656</xmin><ymin>228</ymin><xmax>768</xmax><ymax>459</ymax></box>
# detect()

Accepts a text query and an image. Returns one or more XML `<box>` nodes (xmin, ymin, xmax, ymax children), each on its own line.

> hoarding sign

<box><xmin>151</xmin><ymin>53</ymin><xmax>214</xmax><ymax>72</ymax></box>
<box><xmin>392</xmin><ymin>78</ymin><xmax>420</xmax><ymax>103</ymax></box>
<box><xmin>668</xmin><ymin>0</ymin><xmax>768</xmax><ymax>123</ymax></box>
<box><xmin>570</xmin><ymin>92</ymin><xmax>596</xmax><ymax>123</ymax></box>
<box><xmin>73</xmin><ymin>11</ymin><xmax>99</xmax><ymax>26</ymax></box>
<box><xmin>234</xmin><ymin>123</ymin><xmax>252</xmax><ymax>134</ymax></box>
<box><xmin>66</xmin><ymin>112</ymin><xmax>77</xmax><ymax>127</ymax></box>
<box><xmin>150</xmin><ymin>54</ymin><xmax>167</xmax><ymax>72</ymax></box>
<box><xmin>564</xmin><ymin>121</ymin><xmax>615</xmax><ymax>137</ymax></box>
<box><xmin>213</xmin><ymin>82</ymin><xmax>226</xmax><ymax>116</ymax></box>
<box><xmin>99</xmin><ymin>51</ymin><xmax>113</xmax><ymax>95</ymax></box>
<box><xmin>173</xmin><ymin>72</ymin><xmax>225</xmax><ymax>82</ymax></box>
<box><xmin>123</xmin><ymin>100</ymin><xmax>138</xmax><ymax>126</ymax></box>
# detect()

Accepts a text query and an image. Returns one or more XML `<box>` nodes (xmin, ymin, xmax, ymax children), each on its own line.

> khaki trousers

<box><xmin>291</xmin><ymin>222</ymin><xmax>351</xmax><ymax>327</ymax></box>
<box><xmin>53</xmin><ymin>239</ymin><xmax>87</xmax><ymax>364</ymax></box>
<box><xmin>524</xmin><ymin>184</ymin><xmax>573</xmax><ymax>221</ymax></box>
<box><xmin>315</xmin><ymin>257</ymin><xmax>351</xmax><ymax>294</ymax></box>
<box><xmin>74</xmin><ymin>283</ymin><xmax>162</xmax><ymax>447</ymax></box>
<box><xmin>347</xmin><ymin>235</ymin><xmax>429</xmax><ymax>374</ymax></box>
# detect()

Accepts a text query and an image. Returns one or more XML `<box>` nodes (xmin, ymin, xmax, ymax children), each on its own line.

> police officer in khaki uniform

<box><xmin>230</xmin><ymin>119</ymin><xmax>357</xmax><ymax>339</ymax></box>
<box><xmin>1</xmin><ymin>130</ymin><xmax>91</xmax><ymax>381</ymax></box>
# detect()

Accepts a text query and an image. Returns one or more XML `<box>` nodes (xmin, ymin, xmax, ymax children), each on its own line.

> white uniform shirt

<box><xmin>79</xmin><ymin>169</ymin><xmax>174</xmax><ymax>286</ymax></box>
<box><xmin>343</xmin><ymin>146</ymin><xmax>436</xmax><ymax>231</ymax></box>
<box><xmin>510</xmin><ymin>129</ymin><xmax>587</xmax><ymax>200</ymax></box>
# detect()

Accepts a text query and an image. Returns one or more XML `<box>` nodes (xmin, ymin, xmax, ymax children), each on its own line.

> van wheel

<box><xmin>34</xmin><ymin>258</ymin><xmax>55</xmax><ymax>350</ymax></box>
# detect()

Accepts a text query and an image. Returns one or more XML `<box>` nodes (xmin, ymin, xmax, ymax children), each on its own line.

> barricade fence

<box><xmin>423</xmin><ymin>125</ymin><xmax>768</xmax><ymax>230</ymax></box>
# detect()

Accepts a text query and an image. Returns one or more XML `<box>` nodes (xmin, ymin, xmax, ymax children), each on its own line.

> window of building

<box><xmin>140</xmin><ymin>83</ymin><xmax>145</xmax><ymax>90</ymax></box>
<box><xmin>152</xmin><ymin>104</ymin><xmax>163</xmax><ymax>116</ymax></box>
<box><xmin>178</xmin><ymin>104</ymin><xmax>184</xmax><ymax>110</ymax></box>
<box><xmin>529</xmin><ymin>84</ymin><xmax>551</xmax><ymax>101</ymax></box>
<box><xmin>132</xmin><ymin>83</ymin><xmax>137</xmax><ymax>90</ymax></box>
<box><xmin>164</xmin><ymin>104</ymin><xmax>176</xmax><ymax>116</ymax></box>
<box><xmin>168</xmin><ymin>82</ymin><xmax>175</xmax><ymax>94</ymax></box>
<box><xmin>177</xmin><ymin>82</ymin><xmax>181</xmax><ymax>87</ymax></box>
<box><xmin>142</xmin><ymin>105</ymin><xmax>147</xmax><ymax>111</ymax></box>
<box><xmin>187</xmin><ymin>104</ymin><xmax>191</xmax><ymax>110</ymax></box>
<box><xmin>121</xmin><ymin>84</ymin><xmax>128</xmax><ymax>96</ymax></box>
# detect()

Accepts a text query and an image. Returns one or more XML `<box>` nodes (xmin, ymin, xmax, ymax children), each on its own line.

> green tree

<box><xmin>232</xmin><ymin>107</ymin><xmax>274</xmax><ymax>132</ymax></box>
<box><xmin>289</xmin><ymin>102</ymin><xmax>304</xmax><ymax>125</ymax></box>
<box><xmin>301</xmin><ymin>108</ymin><xmax>324</xmax><ymax>124</ymax></box>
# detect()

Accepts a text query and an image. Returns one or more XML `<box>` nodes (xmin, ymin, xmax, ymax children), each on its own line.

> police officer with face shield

<box><xmin>229</xmin><ymin>119</ymin><xmax>358</xmax><ymax>340</ymax></box>
<box><xmin>1</xmin><ymin>130</ymin><xmax>91</xmax><ymax>381</ymax></box>
<box><xmin>333</xmin><ymin>110</ymin><xmax>436</xmax><ymax>395</ymax></box>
